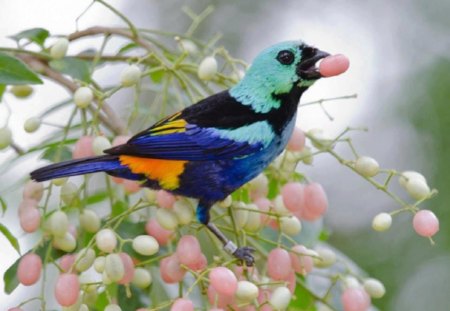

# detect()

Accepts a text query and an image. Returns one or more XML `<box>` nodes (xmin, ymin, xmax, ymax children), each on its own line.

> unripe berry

<box><xmin>372</xmin><ymin>213</ymin><xmax>392</xmax><ymax>232</ymax></box>
<box><xmin>243</xmin><ymin>203</ymin><xmax>261</xmax><ymax>232</ymax></box>
<box><xmin>73</xmin><ymin>87</ymin><xmax>93</xmax><ymax>109</ymax></box>
<box><xmin>105</xmin><ymin>304</ymin><xmax>121</xmax><ymax>311</ymax></box>
<box><xmin>50</xmin><ymin>38</ymin><xmax>69</xmax><ymax>59</ymax></box>
<box><xmin>55</xmin><ymin>274</ymin><xmax>80</xmax><ymax>306</ymax></box>
<box><xmin>105</xmin><ymin>253</ymin><xmax>125</xmax><ymax>282</ymax></box>
<box><xmin>17</xmin><ymin>253</ymin><xmax>42</xmax><ymax>285</ymax></box>
<box><xmin>198</xmin><ymin>56</ymin><xmax>218</xmax><ymax>81</ymax></box>
<box><xmin>280</xmin><ymin>216</ymin><xmax>302</xmax><ymax>236</ymax></box>
<box><xmin>53</xmin><ymin>232</ymin><xmax>77</xmax><ymax>252</ymax></box>
<box><xmin>308</xmin><ymin>128</ymin><xmax>333</xmax><ymax>150</ymax></box>
<box><xmin>23</xmin><ymin>180</ymin><xmax>44</xmax><ymax>201</ymax></box>
<box><xmin>96</xmin><ymin>229</ymin><xmax>117</xmax><ymax>253</ymax></box>
<box><xmin>179</xmin><ymin>39</ymin><xmax>198</xmax><ymax>54</ymax></box>
<box><xmin>92</xmin><ymin>136</ymin><xmax>111</xmax><ymax>156</ymax></box>
<box><xmin>405</xmin><ymin>178</ymin><xmax>431</xmax><ymax>201</ymax></box>
<box><xmin>94</xmin><ymin>256</ymin><xmax>105</xmax><ymax>273</ymax></box>
<box><xmin>60</xmin><ymin>182</ymin><xmax>78</xmax><ymax>205</ymax></box>
<box><xmin>24</xmin><ymin>117</ymin><xmax>41</xmax><ymax>133</ymax></box>
<box><xmin>142</xmin><ymin>188</ymin><xmax>156</xmax><ymax>203</ymax></box>
<box><xmin>49</xmin><ymin>210</ymin><xmax>69</xmax><ymax>237</ymax></box>
<box><xmin>132</xmin><ymin>267</ymin><xmax>152</xmax><ymax>288</ymax></box>
<box><xmin>413</xmin><ymin>210</ymin><xmax>439</xmax><ymax>237</ymax></box>
<box><xmin>248</xmin><ymin>173</ymin><xmax>269</xmax><ymax>200</ymax></box>
<box><xmin>132</xmin><ymin>235</ymin><xmax>159</xmax><ymax>256</ymax></box>
<box><xmin>344</xmin><ymin>276</ymin><xmax>360</xmax><ymax>289</ymax></box>
<box><xmin>156</xmin><ymin>208</ymin><xmax>178</xmax><ymax>230</ymax></box>
<box><xmin>79</xmin><ymin>209</ymin><xmax>101</xmax><ymax>233</ymax></box>
<box><xmin>217</xmin><ymin>195</ymin><xmax>232</xmax><ymax>208</ymax></box>
<box><xmin>273</xmin><ymin>195</ymin><xmax>290</xmax><ymax>216</ymax></box>
<box><xmin>399</xmin><ymin>171</ymin><xmax>426</xmax><ymax>189</ymax></box>
<box><xmin>236</xmin><ymin>280</ymin><xmax>259</xmax><ymax>302</ymax></box>
<box><xmin>75</xmin><ymin>248</ymin><xmax>96</xmax><ymax>272</ymax></box>
<box><xmin>0</xmin><ymin>127</ymin><xmax>12</xmax><ymax>150</ymax></box>
<box><xmin>363</xmin><ymin>278</ymin><xmax>386</xmax><ymax>298</ymax></box>
<box><xmin>354</xmin><ymin>156</ymin><xmax>379</xmax><ymax>177</ymax></box>
<box><xmin>270</xmin><ymin>286</ymin><xmax>292</xmax><ymax>310</ymax></box>
<box><xmin>299</xmin><ymin>146</ymin><xmax>314</xmax><ymax>165</ymax></box>
<box><xmin>173</xmin><ymin>200</ymin><xmax>194</xmax><ymax>225</ymax></box>
<box><xmin>10</xmin><ymin>85</ymin><xmax>33</xmax><ymax>98</ymax></box>
<box><xmin>52</xmin><ymin>177</ymin><xmax>68</xmax><ymax>186</ymax></box>
<box><xmin>314</xmin><ymin>248</ymin><xmax>336</xmax><ymax>268</ymax></box>
<box><xmin>120</xmin><ymin>64</ymin><xmax>141</xmax><ymax>87</ymax></box>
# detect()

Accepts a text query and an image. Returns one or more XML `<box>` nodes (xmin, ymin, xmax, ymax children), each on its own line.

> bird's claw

<box><xmin>233</xmin><ymin>246</ymin><xmax>255</xmax><ymax>266</ymax></box>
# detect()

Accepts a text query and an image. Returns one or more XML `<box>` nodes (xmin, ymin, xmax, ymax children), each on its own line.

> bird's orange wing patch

<box><xmin>119</xmin><ymin>156</ymin><xmax>187</xmax><ymax>190</ymax></box>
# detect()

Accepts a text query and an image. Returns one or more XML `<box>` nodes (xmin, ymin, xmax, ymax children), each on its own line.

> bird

<box><xmin>31</xmin><ymin>41</ymin><xmax>331</xmax><ymax>266</ymax></box>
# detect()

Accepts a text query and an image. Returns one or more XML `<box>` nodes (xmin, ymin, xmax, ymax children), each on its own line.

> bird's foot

<box><xmin>233</xmin><ymin>246</ymin><xmax>255</xmax><ymax>266</ymax></box>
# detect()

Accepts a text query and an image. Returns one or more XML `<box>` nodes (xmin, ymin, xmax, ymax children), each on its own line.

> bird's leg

<box><xmin>197</xmin><ymin>202</ymin><xmax>255</xmax><ymax>266</ymax></box>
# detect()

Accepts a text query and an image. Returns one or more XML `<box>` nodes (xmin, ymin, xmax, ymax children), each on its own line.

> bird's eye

<box><xmin>276</xmin><ymin>50</ymin><xmax>295</xmax><ymax>65</ymax></box>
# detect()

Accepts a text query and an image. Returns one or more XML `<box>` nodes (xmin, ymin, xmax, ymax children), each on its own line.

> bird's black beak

<box><xmin>296</xmin><ymin>46</ymin><xmax>330</xmax><ymax>80</ymax></box>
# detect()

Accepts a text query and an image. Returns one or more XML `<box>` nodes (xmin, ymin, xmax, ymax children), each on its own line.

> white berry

<box><xmin>132</xmin><ymin>268</ymin><xmax>152</xmax><ymax>288</ymax></box>
<box><xmin>198</xmin><ymin>56</ymin><xmax>218</xmax><ymax>81</ymax></box>
<box><xmin>280</xmin><ymin>216</ymin><xmax>302</xmax><ymax>236</ymax></box>
<box><xmin>0</xmin><ymin>127</ymin><xmax>12</xmax><ymax>150</ymax></box>
<box><xmin>75</xmin><ymin>248</ymin><xmax>96</xmax><ymax>272</ymax></box>
<box><xmin>236</xmin><ymin>280</ymin><xmax>259</xmax><ymax>302</ymax></box>
<box><xmin>156</xmin><ymin>208</ymin><xmax>178</xmax><ymax>230</ymax></box>
<box><xmin>105</xmin><ymin>254</ymin><xmax>125</xmax><ymax>282</ymax></box>
<box><xmin>50</xmin><ymin>38</ymin><xmax>69</xmax><ymax>59</ymax></box>
<box><xmin>132</xmin><ymin>235</ymin><xmax>159</xmax><ymax>256</ymax></box>
<box><xmin>94</xmin><ymin>256</ymin><xmax>106</xmax><ymax>273</ymax></box>
<box><xmin>355</xmin><ymin>156</ymin><xmax>379</xmax><ymax>177</ymax></box>
<box><xmin>372</xmin><ymin>213</ymin><xmax>392</xmax><ymax>232</ymax></box>
<box><xmin>79</xmin><ymin>209</ymin><xmax>101</xmax><ymax>233</ymax></box>
<box><xmin>270</xmin><ymin>286</ymin><xmax>292</xmax><ymax>310</ymax></box>
<box><xmin>96</xmin><ymin>229</ymin><xmax>117</xmax><ymax>253</ymax></box>
<box><xmin>120</xmin><ymin>65</ymin><xmax>141</xmax><ymax>87</ymax></box>
<box><xmin>399</xmin><ymin>171</ymin><xmax>426</xmax><ymax>189</ymax></box>
<box><xmin>363</xmin><ymin>278</ymin><xmax>386</xmax><ymax>298</ymax></box>
<box><xmin>60</xmin><ymin>181</ymin><xmax>78</xmax><ymax>205</ymax></box>
<box><xmin>92</xmin><ymin>136</ymin><xmax>111</xmax><ymax>156</ymax></box>
<box><xmin>74</xmin><ymin>87</ymin><xmax>93</xmax><ymax>108</ymax></box>
<box><xmin>314</xmin><ymin>248</ymin><xmax>336</xmax><ymax>268</ymax></box>
<box><xmin>49</xmin><ymin>210</ymin><xmax>69</xmax><ymax>237</ymax></box>
<box><xmin>105</xmin><ymin>304</ymin><xmax>122</xmax><ymax>311</ymax></box>
<box><xmin>405</xmin><ymin>178</ymin><xmax>431</xmax><ymax>200</ymax></box>
<box><xmin>24</xmin><ymin>117</ymin><xmax>41</xmax><ymax>133</ymax></box>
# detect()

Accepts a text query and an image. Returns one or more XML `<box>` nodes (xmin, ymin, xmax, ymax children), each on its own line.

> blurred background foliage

<box><xmin>1</xmin><ymin>0</ymin><xmax>449</xmax><ymax>310</ymax></box>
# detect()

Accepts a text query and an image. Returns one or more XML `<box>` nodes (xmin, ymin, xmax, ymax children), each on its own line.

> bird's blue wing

<box><xmin>105</xmin><ymin>117</ymin><xmax>264</xmax><ymax>161</ymax></box>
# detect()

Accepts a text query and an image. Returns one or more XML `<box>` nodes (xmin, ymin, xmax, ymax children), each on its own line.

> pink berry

<box><xmin>59</xmin><ymin>254</ymin><xmax>76</xmax><ymax>272</ymax></box>
<box><xmin>267</xmin><ymin>248</ymin><xmax>292</xmax><ymax>280</ymax></box>
<box><xmin>19</xmin><ymin>207</ymin><xmax>40</xmax><ymax>233</ymax></box>
<box><xmin>171</xmin><ymin>298</ymin><xmax>194</xmax><ymax>311</ymax></box>
<box><xmin>209</xmin><ymin>267</ymin><xmax>238</xmax><ymax>296</ymax></box>
<box><xmin>18</xmin><ymin>198</ymin><xmax>38</xmax><ymax>215</ymax></box>
<box><xmin>22</xmin><ymin>181</ymin><xmax>44</xmax><ymax>202</ymax></box>
<box><xmin>319</xmin><ymin>54</ymin><xmax>350</xmax><ymax>77</ymax></box>
<box><xmin>17</xmin><ymin>253</ymin><xmax>42</xmax><ymax>285</ymax></box>
<box><xmin>122</xmin><ymin>180</ymin><xmax>140</xmax><ymax>194</ymax></box>
<box><xmin>55</xmin><ymin>273</ymin><xmax>80</xmax><ymax>306</ymax></box>
<box><xmin>286</xmin><ymin>270</ymin><xmax>297</xmax><ymax>293</ymax></box>
<box><xmin>282</xmin><ymin>182</ymin><xmax>305</xmax><ymax>212</ymax></box>
<box><xmin>287</xmin><ymin>127</ymin><xmax>306</xmax><ymax>152</ymax></box>
<box><xmin>72</xmin><ymin>136</ymin><xmax>94</xmax><ymax>159</ymax></box>
<box><xmin>254</xmin><ymin>197</ymin><xmax>271</xmax><ymax>224</ymax></box>
<box><xmin>298</xmin><ymin>183</ymin><xmax>328</xmax><ymax>221</ymax></box>
<box><xmin>176</xmin><ymin>235</ymin><xmax>202</xmax><ymax>266</ymax></box>
<box><xmin>413</xmin><ymin>210</ymin><xmax>439</xmax><ymax>237</ymax></box>
<box><xmin>341</xmin><ymin>287</ymin><xmax>371</xmax><ymax>311</ymax></box>
<box><xmin>160</xmin><ymin>254</ymin><xmax>186</xmax><ymax>283</ymax></box>
<box><xmin>145</xmin><ymin>218</ymin><xmax>174</xmax><ymax>246</ymax></box>
<box><xmin>112</xmin><ymin>135</ymin><xmax>131</xmax><ymax>147</ymax></box>
<box><xmin>187</xmin><ymin>253</ymin><xmax>208</xmax><ymax>271</ymax></box>
<box><xmin>118</xmin><ymin>252</ymin><xmax>135</xmax><ymax>284</ymax></box>
<box><xmin>290</xmin><ymin>245</ymin><xmax>313</xmax><ymax>275</ymax></box>
<box><xmin>157</xmin><ymin>190</ymin><xmax>176</xmax><ymax>208</ymax></box>
<box><xmin>207</xmin><ymin>284</ymin><xmax>236</xmax><ymax>308</ymax></box>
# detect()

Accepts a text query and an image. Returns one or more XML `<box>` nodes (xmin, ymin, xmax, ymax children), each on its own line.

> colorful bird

<box><xmin>31</xmin><ymin>41</ymin><xmax>332</xmax><ymax>265</ymax></box>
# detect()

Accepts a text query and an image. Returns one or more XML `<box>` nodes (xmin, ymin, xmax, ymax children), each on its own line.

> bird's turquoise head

<box><xmin>230</xmin><ymin>41</ymin><xmax>329</xmax><ymax>113</ymax></box>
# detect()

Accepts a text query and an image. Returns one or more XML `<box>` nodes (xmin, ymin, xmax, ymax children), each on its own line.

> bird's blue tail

<box><xmin>30</xmin><ymin>155</ymin><xmax>124</xmax><ymax>182</ymax></box>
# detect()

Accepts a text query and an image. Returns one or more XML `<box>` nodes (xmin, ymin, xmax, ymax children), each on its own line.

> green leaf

<box><xmin>0</xmin><ymin>197</ymin><xmax>6</xmax><ymax>216</ymax></box>
<box><xmin>10</xmin><ymin>28</ymin><xmax>50</xmax><ymax>46</ymax></box>
<box><xmin>118</xmin><ymin>43</ymin><xmax>139</xmax><ymax>54</ymax></box>
<box><xmin>116</xmin><ymin>221</ymin><xmax>145</xmax><ymax>240</ymax></box>
<box><xmin>0</xmin><ymin>84</ymin><xmax>6</xmax><ymax>102</ymax></box>
<box><xmin>3</xmin><ymin>257</ymin><xmax>19</xmax><ymax>294</ymax></box>
<box><xmin>0</xmin><ymin>52</ymin><xmax>43</xmax><ymax>85</ymax></box>
<box><xmin>111</xmin><ymin>201</ymin><xmax>128</xmax><ymax>218</ymax></box>
<box><xmin>0</xmin><ymin>223</ymin><xmax>20</xmax><ymax>254</ymax></box>
<box><xmin>290</xmin><ymin>280</ymin><xmax>317</xmax><ymax>310</ymax></box>
<box><xmin>41</xmin><ymin>145</ymin><xmax>72</xmax><ymax>162</ymax></box>
<box><xmin>86</xmin><ymin>191</ymin><xmax>109</xmax><ymax>205</ymax></box>
<box><xmin>49</xmin><ymin>57</ymin><xmax>91</xmax><ymax>82</ymax></box>
<box><xmin>149</xmin><ymin>69</ymin><xmax>165</xmax><ymax>84</ymax></box>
